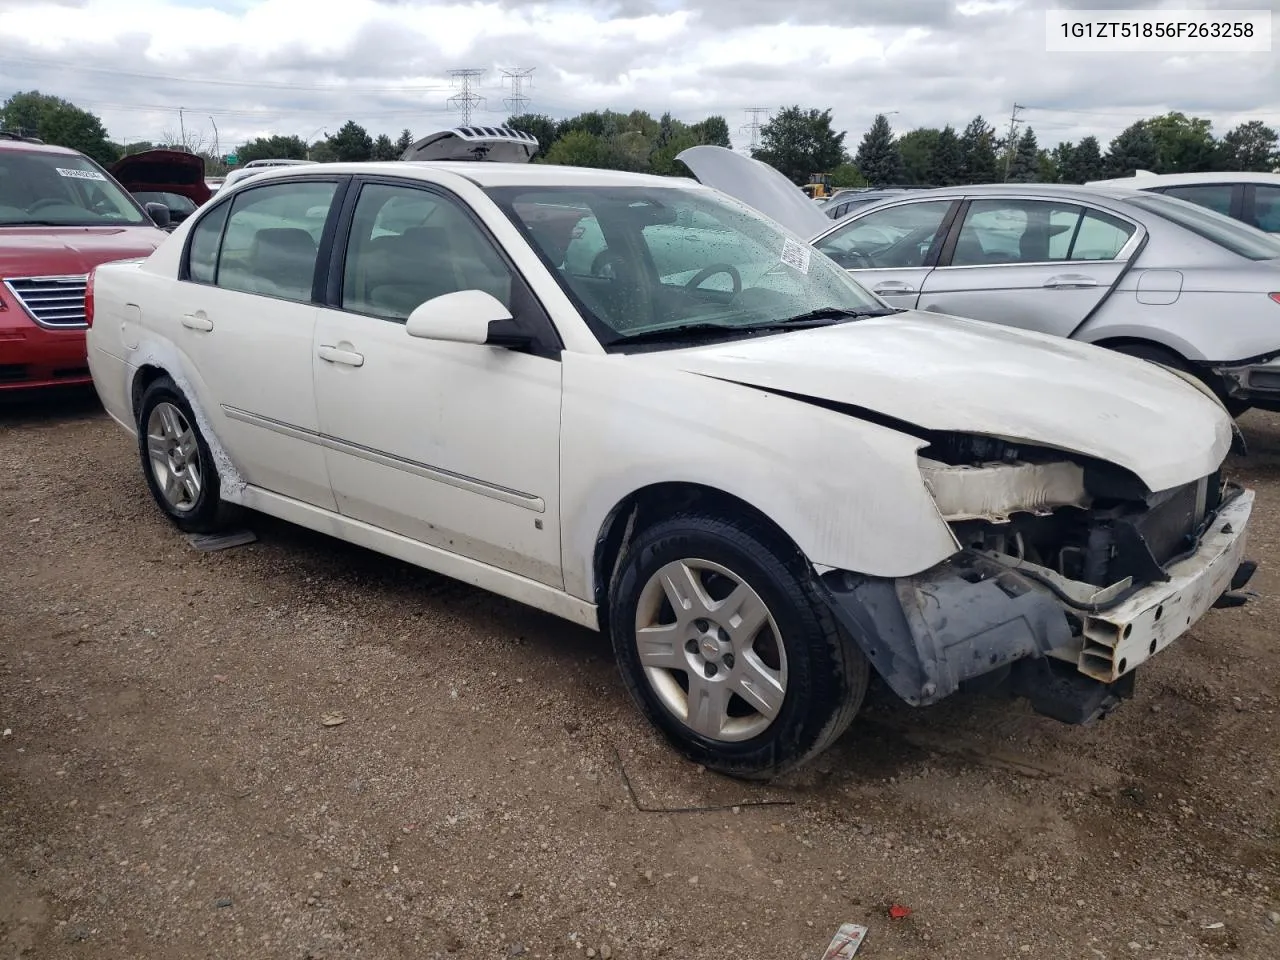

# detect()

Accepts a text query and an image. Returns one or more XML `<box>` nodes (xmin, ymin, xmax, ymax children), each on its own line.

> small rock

<box><xmin>64</xmin><ymin>924</ymin><xmax>90</xmax><ymax>943</ymax></box>
<box><xmin>600</xmin><ymin>946</ymin><xmax>613</xmax><ymax>959</ymax></box>
<box><xmin>2</xmin><ymin>728</ymin><xmax>11</xmax><ymax>739</ymax></box>
<box><xmin>688</xmin><ymin>875</ymin><xmax>699</xmax><ymax>885</ymax></box>
<box><xmin>642</xmin><ymin>869</ymin><xmax>653</xmax><ymax>883</ymax></box>
<box><xmin>1266</xmin><ymin>910</ymin><xmax>1279</xmax><ymax>927</ymax></box>
<box><xmin>385</xmin><ymin>915</ymin><xmax>393</xmax><ymax>923</ymax></box>
<box><xmin>1128</xmin><ymin>942</ymin><xmax>1141</xmax><ymax>951</ymax></box>
<box><xmin>859</xmin><ymin>823</ymin><xmax>873</xmax><ymax>836</ymax></box>
<box><xmin>1020</xmin><ymin>947</ymin><xmax>1031</xmax><ymax>954</ymax></box>
<box><xmin>508</xmin><ymin>945</ymin><xmax>527</xmax><ymax>958</ymax></box>
<box><xmin>587</xmin><ymin>950</ymin><xmax>597</xmax><ymax>958</ymax></box>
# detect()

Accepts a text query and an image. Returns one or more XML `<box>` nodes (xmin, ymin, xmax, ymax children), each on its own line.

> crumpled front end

<box><xmin>818</xmin><ymin>434</ymin><xmax>1256</xmax><ymax>723</ymax></box>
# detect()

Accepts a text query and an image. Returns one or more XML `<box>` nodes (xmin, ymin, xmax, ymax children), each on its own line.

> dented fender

<box><xmin>558</xmin><ymin>352</ymin><xmax>961</xmax><ymax>602</ymax></box>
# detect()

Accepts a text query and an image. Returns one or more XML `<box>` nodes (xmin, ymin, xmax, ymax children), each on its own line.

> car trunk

<box><xmin>109</xmin><ymin>149</ymin><xmax>211</xmax><ymax>207</ymax></box>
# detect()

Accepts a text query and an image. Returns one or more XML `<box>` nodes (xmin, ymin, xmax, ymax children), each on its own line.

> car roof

<box><xmin>868</xmin><ymin>182</ymin><xmax>1152</xmax><ymax>202</ymax></box>
<box><xmin>233</xmin><ymin>160</ymin><xmax>702</xmax><ymax>190</ymax></box>
<box><xmin>0</xmin><ymin>138</ymin><xmax>82</xmax><ymax>157</ymax></box>
<box><xmin>1088</xmin><ymin>171</ymin><xmax>1280</xmax><ymax>187</ymax></box>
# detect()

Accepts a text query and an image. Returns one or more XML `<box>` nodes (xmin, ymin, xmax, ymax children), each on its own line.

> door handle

<box><xmin>873</xmin><ymin>281</ymin><xmax>915</xmax><ymax>294</ymax></box>
<box><xmin>181</xmin><ymin>313</ymin><xmax>214</xmax><ymax>332</ymax></box>
<box><xmin>1043</xmin><ymin>274</ymin><xmax>1098</xmax><ymax>289</ymax></box>
<box><xmin>317</xmin><ymin>344</ymin><xmax>365</xmax><ymax>367</ymax></box>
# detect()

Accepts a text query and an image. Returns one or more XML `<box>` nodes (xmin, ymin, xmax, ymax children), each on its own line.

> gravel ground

<box><xmin>2</xmin><ymin>388</ymin><xmax>1278</xmax><ymax>960</ymax></box>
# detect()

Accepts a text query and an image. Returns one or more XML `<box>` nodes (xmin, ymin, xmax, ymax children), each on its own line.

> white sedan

<box><xmin>84</xmin><ymin>129</ymin><xmax>1256</xmax><ymax>778</ymax></box>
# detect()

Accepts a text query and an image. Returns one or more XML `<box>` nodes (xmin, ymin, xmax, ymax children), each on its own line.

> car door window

<box><xmin>186</xmin><ymin>201</ymin><xmax>229</xmax><ymax>284</ymax></box>
<box><xmin>1251</xmin><ymin>185</ymin><xmax>1280</xmax><ymax>232</ymax></box>
<box><xmin>215</xmin><ymin>181</ymin><xmax>337</xmax><ymax>302</ymax></box>
<box><xmin>814</xmin><ymin>200</ymin><xmax>953</xmax><ymax>269</ymax></box>
<box><xmin>1159</xmin><ymin>183</ymin><xmax>1234</xmax><ymax>217</ymax></box>
<box><xmin>950</xmin><ymin>199</ymin><xmax>1130</xmax><ymax>266</ymax></box>
<box><xmin>341</xmin><ymin>182</ymin><xmax>513</xmax><ymax>321</ymax></box>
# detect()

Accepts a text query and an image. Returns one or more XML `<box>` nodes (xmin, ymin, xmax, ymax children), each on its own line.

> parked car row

<box><xmin>62</xmin><ymin>127</ymin><xmax>1259</xmax><ymax>779</ymax></box>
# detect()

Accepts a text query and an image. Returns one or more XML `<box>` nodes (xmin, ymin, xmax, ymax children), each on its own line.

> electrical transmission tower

<box><xmin>741</xmin><ymin>107</ymin><xmax>769</xmax><ymax>152</ymax></box>
<box><xmin>501</xmin><ymin>68</ymin><xmax>535</xmax><ymax>115</ymax></box>
<box><xmin>1002</xmin><ymin>102</ymin><xmax>1025</xmax><ymax>181</ymax></box>
<box><xmin>447</xmin><ymin>69</ymin><xmax>486</xmax><ymax>126</ymax></box>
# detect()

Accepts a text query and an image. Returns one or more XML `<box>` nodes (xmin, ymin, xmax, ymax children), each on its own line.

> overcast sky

<box><xmin>0</xmin><ymin>0</ymin><xmax>1275</xmax><ymax>154</ymax></box>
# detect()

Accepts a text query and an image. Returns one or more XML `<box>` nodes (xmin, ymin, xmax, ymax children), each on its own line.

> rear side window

<box><xmin>1251</xmin><ymin>185</ymin><xmax>1280</xmax><ymax>233</ymax></box>
<box><xmin>1127</xmin><ymin>193</ymin><xmax>1280</xmax><ymax>261</ymax></box>
<box><xmin>215</xmin><ymin>181</ymin><xmax>338</xmax><ymax>302</ymax></box>
<box><xmin>187</xmin><ymin>202</ymin><xmax>228</xmax><ymax>284</ymax></box>
<box><xmin>1157</xmin><ymin>183</ymin><xmax>1233</xmax><ymax>217</ymax></box>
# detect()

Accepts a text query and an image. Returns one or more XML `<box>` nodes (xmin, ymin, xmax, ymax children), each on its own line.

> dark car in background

<box><xmin>109</xmin><ymin>148</ymin><xmax>211</xmax><ymax>231</ymax></box>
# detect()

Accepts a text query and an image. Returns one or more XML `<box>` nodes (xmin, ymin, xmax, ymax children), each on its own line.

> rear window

<box><xmin>1125</xmin><ymin>193</ymin><xmax>1280</xmax><ymax>261</ymax></box>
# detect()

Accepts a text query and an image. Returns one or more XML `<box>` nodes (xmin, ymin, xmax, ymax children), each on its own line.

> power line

<box><xmin>447</xmin><ymin>69</ymin><xmax>486</xmax><ymax>126</ymax></box>
<box><xmin>501</xmin><ymin>67</ymin><xmax>535</xmax><ymax>115</ymax></box>
<box><xmin>741</xmin><ymin>107</ymin><xmax>769</xmax><ymax>152</ymax></box>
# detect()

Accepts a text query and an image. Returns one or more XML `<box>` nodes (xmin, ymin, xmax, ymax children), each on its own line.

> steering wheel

<box><xmin>28</xmin><ymin>198</ymin><xmax>67</xmax><ymax>213</ymax></box>
<box><xmin>591</xmin><ymin>249</ymin><xmax>626</xmax><ymax>278</ymax></box>
<box><xmin>837</xmin><ymin>248</ymin><xmax>875</xmax><ymax>269</ymax></box>
<box><xmin>684</xmin><ymin>263</ymin><xmax>742</xmax><ymax>296</ymax></box>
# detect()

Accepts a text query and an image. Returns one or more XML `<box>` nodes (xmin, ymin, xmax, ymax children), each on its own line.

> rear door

<box><xmin>917</xmin><ymin>196</ymin><xmax>1142</xmax><ymax>337</ymax></box>
<box><xmin>810</xmin><ymin>197</ymin><xmax>960</xmax><ymax>308</ymax></box>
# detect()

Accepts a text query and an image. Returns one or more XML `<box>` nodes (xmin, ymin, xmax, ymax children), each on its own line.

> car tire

<box><xmin>1106</xmin><ymin>341</ymin><xmax>1250</xmax><ymax>418</ymax></box>
<box><xmin>607</xmin><ymin>511</ymin><xmax>869</xmax><ymax>780</ymax></box>
<box><xmin>136</xmin><ymin>376</ymin><xmax>237</xmax><ymax>534</ymax></box>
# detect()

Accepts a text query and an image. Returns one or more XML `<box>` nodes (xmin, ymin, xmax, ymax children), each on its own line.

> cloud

<box><xmin>0</xmin><ymin>0</ymin><xmax>1274</xmax><ymax>152</ymax></box>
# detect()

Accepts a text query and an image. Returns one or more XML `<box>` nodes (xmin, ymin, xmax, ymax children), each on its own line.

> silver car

<box><xmin>678</xmin><ymin>147</ymin><xmax>1280</xmax><ymax>416</ymax></box>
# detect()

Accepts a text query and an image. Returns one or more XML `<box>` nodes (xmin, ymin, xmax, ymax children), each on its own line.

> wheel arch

<box><xmin>591</xmin><ymin>482</ymin><xmax>803</xmax><ymax>635</ymax></box>
<box><xmin>131</xmin><ymin>363</ymin><xmax>172</xmax><ymax>419</ymax></box>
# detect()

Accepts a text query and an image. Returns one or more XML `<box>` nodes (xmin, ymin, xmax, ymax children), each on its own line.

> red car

<box><xmin>1</xmin><ymin>134</ymin><xmax>167</xmax><ymax>392</ymax></box>
<box><xmin>109</xmin><ymin>148</ymin><xmax>212</xmax><ymax>231</ymax></box>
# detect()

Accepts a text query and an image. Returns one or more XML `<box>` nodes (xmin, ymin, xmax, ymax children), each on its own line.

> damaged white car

<box><xmin>84</xmin><ymin>128</ymin><xmax>1256</xmax><ymax>779</ymax></box>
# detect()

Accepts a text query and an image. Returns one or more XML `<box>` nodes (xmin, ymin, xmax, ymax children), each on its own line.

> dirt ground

<box><xmin>1</xmin><ymin>388</ymin><xmax>1277</xmax><ymax>960</ymax></box>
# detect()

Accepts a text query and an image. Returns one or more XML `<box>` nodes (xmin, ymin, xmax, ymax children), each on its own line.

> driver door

<box><xmin>811</xmin><ymin>198</ymin><xmax>959</xmax><ymax>308</ymax></box>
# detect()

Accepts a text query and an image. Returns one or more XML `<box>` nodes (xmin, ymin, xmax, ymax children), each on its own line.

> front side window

<box><xmin>186</xmin><ymin>201</ymin><xmax>229</xmax><ymax>284</ymax></box>
<box><xmin>215</xmin><ymin>181</ymin><xmax>337</xmax><ymax>302</ymax></box>
<box><xmin>1158</xmin><ymin>183</ymin><xmax>1234</xmax><ymax>217</ymax></box>
<box><xmin>815</xmin><ymin>200</ymin><xmax>953</xmax><ymax>270</ymax></box>
<box><xmin>341</xmin><ymin>182</ymin><xmax>514</xmax><ymax>320</ymax></box>
<box><xmin>1126</xmin><ymin>193</ymin><xmax>1280</xmax><ymax>261</ymax></box>
<box><xmin>0</xmin><ymin>149</ymin><xmax>145</xmax><ymax>226</ymax></box>
<box><xmin>489</xmin><ymin>185</ymin><xmax>884</xmax><ymax>346</ymax></box>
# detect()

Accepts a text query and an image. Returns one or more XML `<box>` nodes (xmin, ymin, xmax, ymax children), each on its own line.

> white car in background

<box><xmin>221</xmin><ymin>158</ymin><xmax>317</xmax><ymax>191</ymax></box>
<box><xmin>1086</xmin><ymin>170</ymin><xmax>1280</xmax><ymax>233</ymax></box>
<box><xmin>83</xmin><ymin>129</ymin><xmax>1256</xmax><ymax>778</ymax></box>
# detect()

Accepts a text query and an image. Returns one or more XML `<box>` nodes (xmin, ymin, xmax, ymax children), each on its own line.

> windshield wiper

<box><xmin>608</xmin><ymin>322</ymin><xmax>752</xmax><ymax>345</ymax></box>
<box><xmin>752</xmin><ymin>306</ymin><xmax>905</xmax><ymax>328</ymax></box>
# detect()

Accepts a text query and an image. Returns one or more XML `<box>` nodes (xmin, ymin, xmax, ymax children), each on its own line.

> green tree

<box><xmin>1007</xmin><ymin>127</ymin><xmax>1040</xmax><ymax>182</ymax></box>
<box><xmin>541</xmin><ymin>129</ymin><xmax>607</xmax><ymax>167</ymax></box>
<box><xmin>753</xmin><ymin>106</ymin><xmax>847</xmax><ymax>185</ymax></box>
<box><xmin>394</xmin><ymin>128</ymin><xmax>414</xmax><ymax>156</ymax></box>
<box><xmin>692</xmin><ymin>115</ymin><xmax>732</xmax><ymax>148</ymax></box>
<box><xmin>234</xmin><ymin>134</ymin><xmax>308</xmax><ymax>164</ymax></box>
<box><xmin>652</xmin><ymin>130</ymin><xmax>700</xmax><ymax>177</ymax></box>
<box><xmin>1062</xmin><ymin>135</ymin><xmax>1103</xmax><ymax>183</ymax></box>
<box><xmin>326</xmin><ymin>121</ymin><xmax>373</xmax><ymax>162</ymax></box>
<box><xmin>506</xmin><ymin>114</ymin><xmax>559</xmax><ymax>156</ymax></box>
<box><xmin>120</xmin><ymin>140</ymin><xmax>156</xmax><ymax>155</ymax></box>
<box><xmin>1145</xmin><ymin>111</ymin><xmax>1217</xmax><ymax>173</ymax></box>
<box><xmin>1217</xmin><ymin>120</ymin><xmax>1278</xmax><ymax>171</ymax></box>
<box><xmin>828</xmin><ymin>162</ymin><xmax>868</xmax><ymax>188</ymax></box>
<box><xmin>853</xmin><ymin>113</ymin><xmax>902</xmax><ymax>186</ymax></box>
<box><xmin>959</xmin><ymin>115</ymin><xmax>999</xmax><ymax>184</ymax></box>
<box><xmin>1049</xmin><ymin>142</ymin><xmax>1074</xmax><ymax>183</ymax></box>
<box><xmin>0</xmin><ymin>90</ymin><xmax>117</xmax><ymax>164</ymax></box>
<box><xmin>1105</xmin><ymin>121</ymin><xmax>1159</xmax><ymax>177</ymax></box>
<box><xmin>930</xmin><ymin>125</ymin><xmax>963</xmax><ymax>186</ymax></box>
<box><xmin>1037</xmin><ymin>149</ymin><xmax>1058</xmax><ymax>183</ymax></box>
<box><xmin>897</xmin><ymin>128</ymin><xmax>939</xmax><ymax>185</ymax></box>
<box><xmin>308</xmin><ymin>139</ymin><xmax>336</xmax><ymax>163</ymax></box>
<box><xmin>371</xmin><ymin>133</ymin><xmax>397</xmax><ymax>161</ymax></box>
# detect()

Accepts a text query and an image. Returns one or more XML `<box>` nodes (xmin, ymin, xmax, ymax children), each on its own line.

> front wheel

<box><xmin>608</xmin><ymin>512</ymin><xmax>869</xmax><ymax>780</ymax></box>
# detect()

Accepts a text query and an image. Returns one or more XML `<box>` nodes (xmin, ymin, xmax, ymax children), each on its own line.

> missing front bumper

<box><xmin>817</xmin><ymin>488</ymin><xmax>1255</xmax><ymax>721</ymax></box>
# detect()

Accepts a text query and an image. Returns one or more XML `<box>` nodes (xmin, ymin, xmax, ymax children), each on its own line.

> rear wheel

<box><xmin>607</xmin><ymin>511</ymin><xmax>869</xmax><ymax>780</ymax></box>
<box><xmin>1106</xmin><ymin>341</ymin><xmax>1250</xmax><ymax>418</ymax></box>
<box><xmin>136</xmin><ymin>376</ymin><xmax>236</xmax><ymax>534</ymax></box>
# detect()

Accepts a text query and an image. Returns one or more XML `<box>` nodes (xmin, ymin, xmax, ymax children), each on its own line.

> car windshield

<box><xmin>0</xmin><ymin>149</ymin><xmax>146</xmax><ymax>226</ymax></box>
<box><xmin>1125</xmin><ymin>193</ymin><xmax>1280</xmax><ymax>261</ymax></box>
<box><xmin>487</xmin><ymin>184</ymin><xmax>887</xmax><ymax>348</ymax></box>
<box><xmin>134</xmin><ymin>191</ymin><xmax>197</xmax><ymax>216</ymax></box>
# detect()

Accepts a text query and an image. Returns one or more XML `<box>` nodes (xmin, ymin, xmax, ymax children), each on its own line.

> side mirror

<box><xmin>144</xmin><ymin>202</ymin><xmax>171</xmax><ymax>229</ymax></box>
<box><xmin>405</xmin><ymin>290</ymin><xmax>526</xmax><ymax>346</ymax></box>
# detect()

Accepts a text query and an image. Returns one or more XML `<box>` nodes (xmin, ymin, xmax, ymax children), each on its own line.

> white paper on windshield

<box><xmin>56</xmin><ymin>167</ymin><xmax>107</xmax><ymax>182</ymax></box>
<box><xmin>781</xmin><ymin>237</ymin><xmax>811</xmax><ymax>274</ymax></box>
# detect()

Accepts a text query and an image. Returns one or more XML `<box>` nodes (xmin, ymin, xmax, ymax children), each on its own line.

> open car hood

<box><xmin>632</xmin><ymin>311</ymin><xmax>1232</xmax><ymax>494</ymax></box>
<box><xmin>109</xmin><ymin>149</ymin><xmax>210</xmax><ymax>206</ymax></box>
<box><xmin>400</xmin><ymin>125</ymin><xmax>540</xmax><ymax>163</ymax></box>
<box><xmin>676</xmin><ymin>145</ymin><xmax>831</xmax><ymax>239</ymax></box>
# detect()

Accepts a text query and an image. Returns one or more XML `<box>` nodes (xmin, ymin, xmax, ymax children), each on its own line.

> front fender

<box><xmin>559</xmin><ymin>353</ymin><xmax>959</xmax><ymax>601</ymax></box>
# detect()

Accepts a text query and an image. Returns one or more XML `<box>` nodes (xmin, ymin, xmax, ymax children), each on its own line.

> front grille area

<box><xmin>1135</xmin><ymin>478</ymin><xmax>1204</xmax><ymax>566</ymax></box>
<box><xmin>4</xmin><ymin>275</ymin><xmax>89</xmax><ymax>328</ymax></box>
